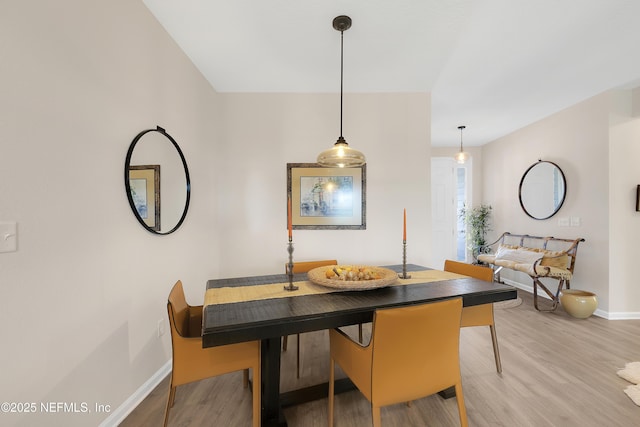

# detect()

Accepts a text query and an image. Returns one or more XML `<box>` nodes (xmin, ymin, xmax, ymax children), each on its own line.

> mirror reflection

<box><xmin>124</xmin><ymin>126</ymin><xmax>190</xmax><ymax>235</ymax></box>
<box><xmin>519</xmin><ymin>160</ymin><xmax>566</xmax><ymax>220</ymax></box>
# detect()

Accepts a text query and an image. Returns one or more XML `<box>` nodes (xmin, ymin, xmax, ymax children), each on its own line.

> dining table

<box><xmin>202</xmin><ymin>263</ymin><xmax>517</xmax><ymax>427</ymax></box>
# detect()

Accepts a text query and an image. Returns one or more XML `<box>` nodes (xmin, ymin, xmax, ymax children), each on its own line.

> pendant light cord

<box><xmin>339</xmin><ymin>29</ymin><xmax>344</xmax><ymax>139</ymax></box>
<box><xmin>318</xmin><ymin>15</ymin><xmax>365</xmax><ymax>167</ymax></box>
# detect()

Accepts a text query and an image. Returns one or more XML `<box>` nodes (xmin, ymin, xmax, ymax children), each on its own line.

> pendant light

<box><xmin>454</xmin><ymin>125</ymin><xmax>469</xmax><ymax>164</ymax></box>
<box><xmin>317</xmin><ymin>15</ymin><xmax>366</xmax><ymax>168</ymax></box>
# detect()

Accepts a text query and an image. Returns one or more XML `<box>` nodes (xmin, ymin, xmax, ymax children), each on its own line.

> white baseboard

<box><xmin>99</xmin><ymin>359</ymin><xmax>171</xmax><ymax>427</ymax></box>
<box><xmin>500</xmin><ymin>278</ymin><xmax>640</xmax><ymax>320</ymax></box>
<box><xmin>606</xmin><ymin>311</ymin><xmax>640</xmax><ymax>320</ymax></box>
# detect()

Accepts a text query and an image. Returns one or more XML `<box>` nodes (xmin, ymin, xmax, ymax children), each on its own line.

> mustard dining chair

<box><xmin>164</xmin><ymin>281</ymin><xmax>261</xmax><ymax>427</ymax></box>
<box><xmin>444</xmin><ymin>259</ymin><xmax>502</xmax><ymax>373</ymax></box>
<box><xmin>282</xmin><ymin>259</ymin><xmax>356</xmax><ymax>379</ymax></box>
<box><xmin>328</xmin><ymin>298</ymin><xmax>468</xmax><ymax>427</ymax></box>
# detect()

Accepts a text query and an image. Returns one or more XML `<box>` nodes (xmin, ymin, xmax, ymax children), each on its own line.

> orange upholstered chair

<box><xmin>164</xmin><ymin>281</ymin><xmax>261</xmax><ymax>427</ymax></box>
<box><xmin>444</xmin><ymin>259</ymin><xmax>502</xmax><ymax>373</ymax></box>
<box><xmin>328</xmin><ymin>298</ymin><xmax>468</xmax><ymax>427</ymax></box>
<box><xmin>282</xmin><ymin>260</ymin><xmax>345</xmax><ymax>378</ymax></box>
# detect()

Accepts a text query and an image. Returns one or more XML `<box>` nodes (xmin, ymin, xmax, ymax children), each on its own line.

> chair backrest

<box><xmin>491</xmin><ymin>232</ymin><xmax>584</xmax><ymax>273</ymax></box>
<box><xmin>286</xmin><ymin>259</ymin><xmax>338</xmax><ymax>274</ymax></box>
<box><xmin>370</xmin><ymin>298</ymin><xmax>463</xmax><ymax>406</ymax></box>
<box><xmin>168</xmin><ymin>280</ymin><xmax>202</xmax><ymax>339</ymax></box>
<box><xmin>444</xmin><ymin>259</ymin><xmax>493</xmax><ymax>282</ymax></box>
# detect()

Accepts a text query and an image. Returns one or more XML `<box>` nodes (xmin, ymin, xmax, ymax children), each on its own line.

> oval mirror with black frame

<box><xmin>519</xmin><ymin>160</ymin><xmax>566</xmax><ymax>220</ymax></box>
<box><xmin>124</xmin><ymin>126</ymin><xmax>191</xmax><ymax>235</ymax></box>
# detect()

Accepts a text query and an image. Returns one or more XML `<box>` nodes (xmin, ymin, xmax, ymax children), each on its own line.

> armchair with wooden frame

<box><xmin>164</xmin><ymin>281</ymin><xmax>261</xmax><ymax>427</ymax></box>
<box><xmin>444</xmin><ymin>259</ymin><xmax>502</xmax><ymax>373</ymax></box>
<box><xmin>328</xmin><ymin>298</ymin><xmax>468</xmax><ymax>427</ymax></box>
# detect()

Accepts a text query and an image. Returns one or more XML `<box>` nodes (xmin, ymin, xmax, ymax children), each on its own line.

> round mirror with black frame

<box><xmin>519</xmin><ymin>160</ymin><xmax>566</xmax><ymax>220</ymax></box>
<box><xmin>124</xmin><ymin>126</ymin><xmax>191</xmax><ymax>235</ymax></box>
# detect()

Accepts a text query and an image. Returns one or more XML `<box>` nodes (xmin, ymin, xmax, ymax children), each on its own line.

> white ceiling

<box><xmin>142</xmin><ymin>0</ymin><xmax>640</xmax><ymax>147</ymax></box>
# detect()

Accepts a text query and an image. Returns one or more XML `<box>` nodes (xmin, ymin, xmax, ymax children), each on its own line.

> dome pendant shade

<box><xmin>317</xmin><ymin>15</ymin><xmax>366</xmax><ymax>168</ymax></box>
<box><xmin>317</xmin><ymin>137</ymin><xmax>366</xmax><ymax>168</ymax></box>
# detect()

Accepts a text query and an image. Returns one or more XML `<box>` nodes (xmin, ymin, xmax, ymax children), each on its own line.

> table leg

<box><xmin>438</xmin><ymin>386</ymin><xmax>456</xmax><ymax>399</ymax></box>
<box><xmin>261</xmin><ymin>337</ymin><xmax>287</xmax><ymax>427</ymax></box>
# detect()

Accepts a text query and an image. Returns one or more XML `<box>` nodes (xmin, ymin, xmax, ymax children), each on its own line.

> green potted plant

<box><xmin>459</xmin><ymin>204</ymin><xmax>492</xmax><ymax>263</ymax></box>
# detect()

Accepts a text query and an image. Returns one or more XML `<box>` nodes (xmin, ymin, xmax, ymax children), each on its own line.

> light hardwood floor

<box><xmin>121</xmin><ymin>291</ymin><xmax>640</xmax><ymax>426</ymax></box>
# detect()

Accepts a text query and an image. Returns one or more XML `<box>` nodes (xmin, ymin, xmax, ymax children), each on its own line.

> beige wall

<box><xmin>1</xmin><ymin>1</ymin><xmax>223</xmax><ymax>425</ymax></box>
<box><xmin>216</xmin><ymin>93</ymin><xmax>431</xmax><ymax>278</ymax></box>
<box><xmin>1</xmin><ymin>2</ymin><xmax>431</xmax><ymax>425</ymax></box>
<box><xmin>481</xmin><ymin>92</ymin><xmax>640</xmax><ymax>317</ymax></box>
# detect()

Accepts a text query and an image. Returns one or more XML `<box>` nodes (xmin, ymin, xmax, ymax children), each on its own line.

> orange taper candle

<box><xmin>288</xmin><ymin>196</ymin><xmax>292</xmax><ymax>241</ymax></box>
<box><xmin>403</xmin><ymin>208</ymin><xmax>407</xmax><ymax>242</ymax></box>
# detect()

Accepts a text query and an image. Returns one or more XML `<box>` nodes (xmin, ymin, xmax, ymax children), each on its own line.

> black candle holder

<box><xmin>399</xmin><ymin>240</ymin><xmax>411</xmax><ymax>279</ymax></box>
<box><xmin>284</xmin><ymin>239</ymin><xmax>298</xmax><ymax>291</ymax></box>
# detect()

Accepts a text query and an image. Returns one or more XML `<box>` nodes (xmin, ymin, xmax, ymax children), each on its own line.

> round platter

<box><xmin>307</xmin><ymin>265</ymin><xmax>398</xmax><ymax>290</ymax></box>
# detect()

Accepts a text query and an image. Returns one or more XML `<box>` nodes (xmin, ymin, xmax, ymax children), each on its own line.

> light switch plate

<box><xmin>558</xmin><ymin>217</ymin><xmax>570</xmax><ymax>227</ymax></box>
<box><xmin>0</xmin><ymin>221</ymin><xmax>17</xmax><ymax>253</ymax></box>
<box><xmin>570</xmin><ymin>217</ymin><xmax>581</xmax><ymax>227</ymax></box>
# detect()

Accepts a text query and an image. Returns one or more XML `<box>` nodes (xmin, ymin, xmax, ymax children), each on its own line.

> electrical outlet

<box><xmin>570</xmin><ymin>216</ymin><xmax>581</xmax><ymax>227</ymax></box>
<box><xmin>558</xmin><ymin>217</ymin><xmax>570</xmax><ymax>227</ymax></box>
<box><xmin>157</xmin><ymin>319</ymin><xmax>165</xmax><ymax>337</ymax></box>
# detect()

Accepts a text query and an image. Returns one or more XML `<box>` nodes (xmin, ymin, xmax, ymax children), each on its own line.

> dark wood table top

<box><xmin>203</xmin><ymin>264</ymin><xmax>516</xmax><ymax>347</ymax></box>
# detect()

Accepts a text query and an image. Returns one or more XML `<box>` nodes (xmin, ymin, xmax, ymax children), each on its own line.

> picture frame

<box><xmin>128</xmin><ymin>165</ymin><xmax>161</xmax><ymax>231</ymax></box>
<box><xmin>287</xmin><ymin>163</ymin><xmax>366</xmax><ymax>230</ymax></box>
<box><xmin>637</xmin><ymin>185</ymin><xmax>640</xmax><ymax>212</ymax></box>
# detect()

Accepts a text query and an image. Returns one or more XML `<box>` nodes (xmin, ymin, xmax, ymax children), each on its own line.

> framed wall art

<box><xmin>287</xmin><ymin>163</ymin><xmax>366</xmax><ymax>230</ymax></box>
<box><xmin>128</xmin><ymin>164</ymin><xmax>161</xmax><ymax>231</ymax></box>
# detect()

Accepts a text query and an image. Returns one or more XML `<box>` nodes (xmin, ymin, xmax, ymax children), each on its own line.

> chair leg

<box><xmin>489</xmin><ymin>325</ymin><xmax>502</xmax><ymax>373</ymax></box>
<box><xmin>243</xmin><ymin>369</ymin><xmax>249</xmax><ymax>388</ymax></box>
<box><xmin>163</xmin><ymin>385</ymin><xmax>176</xmax><ymax>427</ymax></box>
<box><xmin>284</xmin><ymin>334</ymin><xmax>302</xmax><ymax>378</ymax></box>
<box><xmin>296</xmin><ymin>333</ymin><xmax>301</xmax><ymax>378</ymax></box>
<box><xmin>328</xmin><ymin>360</ymin><xmax>335</xmax><ymax>427</ymax></box>
<box><xmin>252</xmin><ymin>366</ymin><xmax>261</xmax><ymax>427</ymax></box>
<box><xmin>454</xmin><ymin>382</ymin><xmax>468</xmax><ymax>427</ymax></box>
<box><xmin>533</xmin><ymin>278</ymin><xmax>561</xmax><ymax>311</ymax></box>
<box><xmin>372</xmin><ymin>404</ymin><xmax>382</xmax><ymax>427</ymax></box>
<box><xmin>493</xmin><ymin>266</ymin><xmax>503</xmax><ymax>283</ymax></box>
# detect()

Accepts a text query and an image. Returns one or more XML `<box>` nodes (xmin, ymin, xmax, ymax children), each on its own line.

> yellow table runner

<box><xmin>204</xmin><ymin>269</ymin><xmax>466</xmax><ymax>306</ymax></box>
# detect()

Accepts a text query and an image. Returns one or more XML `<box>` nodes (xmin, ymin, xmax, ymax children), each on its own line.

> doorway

<box><xmin>431</xmin><ymin>157</ymin><xmax>471</xmax><ymax>267</ymax></box>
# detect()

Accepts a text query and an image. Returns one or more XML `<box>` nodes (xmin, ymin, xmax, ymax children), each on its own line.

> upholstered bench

<box><xmin>477</xmin><ymin>232</ymin><xmax>585</xmax><ymax>311</ymax></box>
